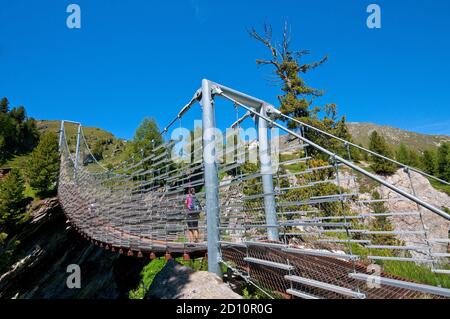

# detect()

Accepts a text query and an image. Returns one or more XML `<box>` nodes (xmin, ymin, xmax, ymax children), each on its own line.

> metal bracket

<box><xmin>265</xmin><ymin>104</ymin><xmax>280</xmax><ymax>117</ymax></box>
<box><xmin>211</xmin><ymin>85</ymin><xmax>223</xmax><ymax>96</ymax></box>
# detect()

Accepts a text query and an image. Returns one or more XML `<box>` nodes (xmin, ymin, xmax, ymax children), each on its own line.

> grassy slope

<box><xmin>1</xmin><ymin>120</ymin><xmax>128</xmax><ymax>199</ymax></box>
<box><xmin>347</xmin><ymin>122</ymin><xmax>450</xmax><ymax>152</ymax></box>
<box><xmin>2</xmin><ymin>120</ymin><xmax>127</xmax><ymax>169</ymax></box>
<box><xmin>429</xmin><ymin>178</ymin><xmax>450</xmax><ymax>196</ymax></box>
<box><xmin>36</xmin><ymin>120</ymin><xmax>126</xmax><ymax>160</ymax></box>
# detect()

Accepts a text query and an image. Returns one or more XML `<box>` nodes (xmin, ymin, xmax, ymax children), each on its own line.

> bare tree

<box><xmin>249</xmin><ymin>22</ymin><xmax>328</xmax><ymax>120</ymax></box>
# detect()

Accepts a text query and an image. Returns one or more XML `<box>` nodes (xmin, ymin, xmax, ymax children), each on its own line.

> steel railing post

<box><xmin>59</xmin><ymin>120</ymin><xmax>65</xmax><ymax>152</ymax></box>
<box><xmin>201</xmin><ymin>79</ymin><xmax>222</xmax><ymax>276</ymax></box>
<box><xmin>74</xmin><ymin>124</ymin><xmax>81</xmax><ymax>179</ymax></box>
<box><xmin>258</xmin><ymin>104</ymin><xmax>279</xmax><ymax>241</ymax></box>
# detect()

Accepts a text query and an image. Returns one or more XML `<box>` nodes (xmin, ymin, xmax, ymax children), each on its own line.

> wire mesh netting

<box><xmin>58</xmin><ymin>122</ymin><xmax>209</xmax><ymax>255</ymax></box>
<box><xmin>57</xmin><ymin>81</ymin><xmax>450</xmax><ymax>299</ymax></box>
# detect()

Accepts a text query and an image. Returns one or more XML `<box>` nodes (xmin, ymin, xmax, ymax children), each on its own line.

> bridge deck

<box><xmin>66</xmin><ymin>210</ymin><xmax>445</xmax><ymax>299</ymax></box>
<box><xmin>222</xmin><ymin>246</ymin><xmax>446</xmax><ymax>299</ymax></box>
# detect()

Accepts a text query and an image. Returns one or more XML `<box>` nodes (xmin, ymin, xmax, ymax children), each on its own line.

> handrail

<box><xmin>217</xmin><ymin>89</ymin><xmax>450</xmax><ymax>221</ymax></box>
<box><xmin>275</xmin><ymin>112</ymin><xmax>450</xmax><ymax>186</ymax></box>
<box><xmin>228</xmin><ymin>101</ymin><xmax>450</xmax><ymax>186</ymax></box>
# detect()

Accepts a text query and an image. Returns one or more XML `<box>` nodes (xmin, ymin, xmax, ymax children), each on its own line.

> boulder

<box><xmin>146</xmin><ymin>260</ymin><xmax>241</xmax><ymax>299</ymax></box>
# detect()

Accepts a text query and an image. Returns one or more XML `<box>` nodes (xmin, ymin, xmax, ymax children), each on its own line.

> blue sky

<box><xmin>1</xmin><ymin>0</ymin><xmax>449</xmax><ymax>139</ymax></box>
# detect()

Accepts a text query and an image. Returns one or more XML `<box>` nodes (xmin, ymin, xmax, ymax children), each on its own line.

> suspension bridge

<box><xmin>57</xmin><ymin>79</ymin><xmax>450</xmax><ymax>299</ymax></box>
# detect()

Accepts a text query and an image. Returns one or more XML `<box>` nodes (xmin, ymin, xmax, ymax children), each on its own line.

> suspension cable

<box><xmin>217</xmin><ymin>91</ymin><xmax>450</xmax><ymax>221</ymax></box>
<box><xmin>276</xmin><ymin>112</ymin><xmax>450</xmax><ymax>186</ymax></box>
<box><xmin>79</xmin><ymin>127</ymin><xmax>109</xmax><ymax>172</ymax></box>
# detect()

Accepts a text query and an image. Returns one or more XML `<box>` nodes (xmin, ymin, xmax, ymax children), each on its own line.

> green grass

<box><xmin>429</xmin><ymin>178</ymin><xmax>450</xmax><ymax>196</ymax></box>
<box><xmin>129</xmin><ymin>258</ymin><xmax>166</xmax><ymax>299</ymax></box>
<box><xmin>327</xmin><ymin>235</ymin><xmax>450</xmax><ymax>290</ymax></box>
<box><xmin>279</xmin><ymin>153</ymin><xmax>298</xmax><ymax>162</ymax></box>
<box><xmin>128</xmin><ymin>257</ymin><xmax>208</xmax><ymax>299</ymax></box>
<box><xmin>242</xmin><ymin>287</ymin><xmax>269</xmax><ymax>299</ymax></box>
<box><xmin>359</xmin><ymin>248</ymin><xmax>450</xmax><ymax>289</ymax></box>
<box><xmin>382</xmin><ymin>261</ymin><xmax>450</xmax><ymax>289</ymax></box>
<box><xmin>279</xmin><ymin>152</ymin><xmax>308</xmax><ymax>173</ymax></box>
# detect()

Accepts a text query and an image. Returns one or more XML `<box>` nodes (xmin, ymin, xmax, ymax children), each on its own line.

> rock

<box><xmin>146</xmin><ymin>260</ymin><xmax>242</xmax><ymax>299</ymax></box>
<box><xmin>377</xmin><ymin>169</ymin><xmax>450</xmax><ymax>258</ymax></box>
<box><xmin>340</xmin><ymin>168</ymin><xmax>450</xmax><ymax>259</ymax></box>
<box><xmin>0</xmin><ymin>197</ymin><xmax>147</xmax><ymax>299</ymax></box>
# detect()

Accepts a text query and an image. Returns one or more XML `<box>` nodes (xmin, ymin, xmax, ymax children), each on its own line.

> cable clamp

<box><xmin>211</xmin><ymin>85</ymin><xmax>223</xmax><ymax>96</ymax></box>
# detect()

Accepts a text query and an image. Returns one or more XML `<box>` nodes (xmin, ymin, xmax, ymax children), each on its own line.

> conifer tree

<box><xmin>0</xmin><ymin>97</ymin><xmax>9</xmax><ymax>113</ymax></box>
<box><xmin>249</xmin><ymin>23</ymin><xmax>327</xmax><ymax>129</ymax></box>
<box><xmin>249</xmin><ymin>23</ymin><xmax>354</xmax><ymax>159</ymax></box>
<box><xmin>129</xmin><ymin>118</ymin><xmax>162</xmax><ymax>161</ymax></box>
<box><xmin>0</xmin><ymin>170</ymin><xmax>26</xmax><ymax>231</ymax></box>
<box><xmin>436</xmin><ymin>142</ymin><xmax>450</xmax><ymax>182</ymax></box>
<box><xmin>396</xmin><ymin>143</ymin><xmax>410</xmax><ymax>165</ymax></box>
<box><xmin>368</xmin><ymin>131</ymin><xmax>397</xmax><ymax>175</ymax></box>
<box><xmin>421</xmin><ymin>149</ymin><xmax>437</xmax><ymax>175</ymax></box>
<box><xmin>25</xmin><ymin>132</ymin><xmax>60</xmax><ymax>195</ymax></box>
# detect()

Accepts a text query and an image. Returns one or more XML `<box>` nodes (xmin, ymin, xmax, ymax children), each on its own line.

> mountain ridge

<box><xmin>347</xmin><ymin>122</ymin><xmax>450</xmax><ymax>152</ymax></box>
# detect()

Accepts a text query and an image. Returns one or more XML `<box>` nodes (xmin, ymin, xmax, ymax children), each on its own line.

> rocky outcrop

<box><xmin>377</xmin><ymin>170</ymin><xmax>450</xmax><ymax>258</ymax></box>
<box><xmin>146</xmin><ymin>259</ymin><xmax>241</xmax><ymax>299</ymax></box>
<box><xmin>0</xmin><ymin>198</ymin><xmax>147</xmax><ymax>299</ymax></box>
<box><xmin>338</xmin><ymin>168</ymin><xmax>450</xmax><ymax>259</ymax></box>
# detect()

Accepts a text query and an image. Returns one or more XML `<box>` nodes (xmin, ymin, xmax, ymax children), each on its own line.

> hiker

<box><xmin>185</xmin><ymin>188</ymin><xmax>201</xmax><ymax>243</ymax></box>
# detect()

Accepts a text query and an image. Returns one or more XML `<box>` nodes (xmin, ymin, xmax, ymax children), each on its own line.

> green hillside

<box><xmin>347</xmin><ymin>122</ymin><xmax>450</xmax><ymax>152</ymax></box>
<box><xmin>2</xmin><ymin>120</ymin><xmax>127</xmax><ymax>170</ymax></box>
<box><xmin>37</xmin><ymin>120</ymin><xmax>128</xmax><ymax>168</ymax></box>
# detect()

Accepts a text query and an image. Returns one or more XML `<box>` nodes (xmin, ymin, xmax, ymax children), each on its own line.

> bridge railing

<box><xmin>57</xmin><ymin>79</ymin><xmax>450</xmax><ymax>299</ymax></box>
<box><xmin>202</xmin><ymin>80</ymin><xmax>450</xmax><ymax>298</ymax></box>
<box><xmin>58</xmin><ymin>120</ymin><xmax>210</xmax><ymax>255</ymax></box>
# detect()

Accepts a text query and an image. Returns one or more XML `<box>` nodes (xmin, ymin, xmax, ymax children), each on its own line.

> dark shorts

<box><xmin>187</xmin><ymin>213</ymin><xmax>199</xmax><ymax>230</ymax></box>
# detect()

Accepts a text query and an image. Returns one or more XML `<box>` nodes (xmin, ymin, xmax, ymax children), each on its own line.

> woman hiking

<box><xmin>185</xmin><ymin>187</ymin><xmax>201</xmax><ymax>243</ymax></box>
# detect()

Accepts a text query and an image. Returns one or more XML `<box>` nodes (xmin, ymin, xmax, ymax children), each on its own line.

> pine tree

<box><xmin>369</xmin><ymin>191</ymin><xmax>399</xmax><ymax>246</ymax></box>
<box><xmin>359</xmin><ymin>143</ymin><xmax>369</xmax><ymax>161</ymax></box>
<box><xmin>126</xmin><ymin>118</ymin><xmax>163</xmax><ymax>172</ymax></box>
<box><xmin>0</xmin><ymin>170</ymin><xmax>26</xmax><ymax>231</ymax></box>
<box><xmin>249</xmin><ymin>23</ymin><xmax>327</xmax><ymax>127</ymax></box>
<box><xmin>421</xmin><ymin>149</ymin><xmax>437</xmax><ymax>175</ymax></box>
<box><xmin>129</xmin><ymin>118</ymin><xmax>162</xmax><ymax>160</ymax></box>
<box><xmin>368</xmin><ymin>131</ymin><xmax>397</xmax><ymax>175</ymax></box>
<box><xmin>0</xmin><ymin>100</ymin><xmax>39</xmax><ymax>163</ymax></box>
<box><xmin>396</xmin><ymin>143</ymin><xmax>410</xmax><ymax>165</ymax></box>
<box><xmin>25</xmin><ymin>132</ymin><xmax>60</xmax><ymax>195</ymax></box>
<box><xmin>0</xmin><ymin>97</ymin><xmax>9</xmax><ymax>113</ymax></box>
<box><xmin>249</xmin><ymin>23</ymin><xmax>353</xmax><ymax>159</ymax></box>
<box><xmin>408</xmin><ymin>149</ymin><xmax>421</xmax><ymax>168</ymax></box>
<box><xmin>436</xmin><ymin>142</ymin><xmax>450</xmax><ymax>182</ymax></box>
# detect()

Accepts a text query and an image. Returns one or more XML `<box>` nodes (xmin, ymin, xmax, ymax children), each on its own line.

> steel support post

<box><xmin>201</xmin><ymin>79</ymin><xmax>222</xmax><ymax>276</ymax></box>
<box><xmin>258</xmin><ymin>104</ymin><xmax>279</xmax><ymax>241</ymax></box>
<box><xmin>58</xmin><ymin>120</ymin><xmax>65</xmax><ymax>152</ymax></box>
<box><xmin>74</xmin><ymin>124</ymin><xmax>81</xmax><ymax>179</ymax></box>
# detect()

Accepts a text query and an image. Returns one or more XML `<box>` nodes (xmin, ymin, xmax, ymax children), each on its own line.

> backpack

<box><xmin>192</xmin><ymin>196</ymin><xmax>201</xmax><ymax>210</ymax></box>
